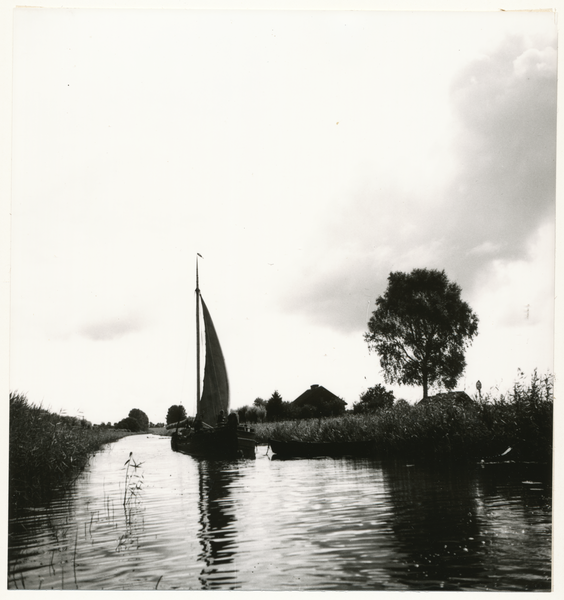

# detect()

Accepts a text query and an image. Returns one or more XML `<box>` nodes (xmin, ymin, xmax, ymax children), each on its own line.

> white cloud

<box><xmin>467</xmin><ymin>241</ymin><xmax>503</xmax><ymax>257</ymax></box>
<box><xmin>513</xmin><ymin>45</ymin><xmax>557</xmax><ymax>78</ymax></box>
<box><xmin>80</xmin><ymin>313</ymin><xmax>146</xmax><ymax>341</ymax></box>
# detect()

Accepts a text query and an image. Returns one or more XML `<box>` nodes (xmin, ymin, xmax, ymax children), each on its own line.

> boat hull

<box><xmin>269</xmin><ymin>438</ymin><xmax>376</xmax><ymax>458</ymax></box>
<box><xmin>172</xmin><ymin>426</ymin><xmax>256</xmax><ymax>459</ymax></box>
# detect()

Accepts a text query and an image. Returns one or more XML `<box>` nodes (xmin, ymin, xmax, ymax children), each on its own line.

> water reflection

<box><xmin>116</xmin><ymin>455</ymin><xmax>145</xmax><ymax>556</ymax></box>
<box><xmin>381</xmin><ymin>461</ymin><xmax>485</xmax><ymax>590</ymax></box>
<box><xmin>7</xmin><ymin>436</ymin><xmax>552</xmax><ymax>591</ymax></box>
<box><xmin>8</xmin><ymin>494</ymin><xmax>81</xmax><ymax>589</ymax></box>
<box><xmin>283</xmin><ymin>458</ymin><xmax>396</xmax><ymax>590</ymax></box>
<box><xmin>380</xmin><ymin>460</ymin><xmax>551</xmax><ymax>591</ymax></box>
<box><xmin>473</xmin><ymin>462</ymin><xmax>552</xmax><ymax>591</ymax></box>
<box><xmin>196</xmin><ymin>460</ymin><xmax>239</xmax><ymax>589</ymax></box>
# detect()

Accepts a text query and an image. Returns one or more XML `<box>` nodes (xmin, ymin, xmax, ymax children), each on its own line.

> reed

<box><xmin>123</xmin><ymin>452</ymin><xmax>144</xmax><ymax>509</ymax></box>
<box><xmin>9</xmin><ymin>392</ymin><xmax>134</xmax><ymax>515</ymax></box>
<box><xmin>255</xmin><ymin>371</ymin><xmax>553</xmax><ymax>462</ymax></box>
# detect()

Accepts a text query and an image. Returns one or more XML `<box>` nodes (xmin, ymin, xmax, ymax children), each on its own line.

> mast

<box><xmin>196</xmin><ymin>254</ymin><xmax>201</xmax><ymax>417</ymax></box>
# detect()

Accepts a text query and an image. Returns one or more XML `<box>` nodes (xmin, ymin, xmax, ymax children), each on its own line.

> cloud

<box><xmin>467</xmin><ymin>241</ymin><xmax>503</xmax><ymax>257</ymax></box>
<box><xmin>280</xmin><ymin>29</ymin><xmax>556</xmax><ymax>334</ymax></box>
<box><xmin>80</xmin><ymin>313</ymin><xmax>145</xmax><ymax>341</ymax></box>
<box><xmin>446</xmin><ymin>34</ymin><xmax>557</xmax><ymax>258</ymax></box>
<box><xmin>513</xmin><ymin>45</ymin><xmax>557</xmax><ymax>78</ymax></box>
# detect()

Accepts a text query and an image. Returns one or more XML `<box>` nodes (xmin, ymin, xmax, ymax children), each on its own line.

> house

<box><xmin>291</xmin><ymin>384</ymin><xmax>347</xmax><ymax>418</ymax></box>
<box><xmin>417</xmin><ymin>391</ymin><xmax>475</xmax><ymax>407</ymax></box>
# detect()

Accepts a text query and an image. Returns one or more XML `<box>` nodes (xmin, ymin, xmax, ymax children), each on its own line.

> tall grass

<box><xmin>9</xmin><ymin>392</ymin><xmax>134</xmax><ymax>515</ymax></box>
<box><xmin>255</xmin><ymin>371</ymin><xmax>553</xmax><ymax>462</ymax></box>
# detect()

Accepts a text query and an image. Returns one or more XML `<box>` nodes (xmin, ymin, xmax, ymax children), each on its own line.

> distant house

<box><xmin>417</xmin><ymin>391</ymin><xmax>475</xmax><ymax>407</ymax></box>
<box><xmin>291</xmin><ymin>384</ymin><xmax>347</xmax><ymax>418</ymax></box>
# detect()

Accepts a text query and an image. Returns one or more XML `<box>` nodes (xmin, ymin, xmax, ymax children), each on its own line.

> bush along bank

<box><xmin>254</xmin><ymin>371</ymin><xmax>553</xmax><ymax>464</ymax></box>
<box><xmin>9</xmin><ymin>393</ymin><xmax>134</xmax><ymax>516</ymax></box>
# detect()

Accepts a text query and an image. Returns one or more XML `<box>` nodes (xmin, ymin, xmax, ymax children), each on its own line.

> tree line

<box><xmin>165</xmin><ymin>384</ymin><xmax>401</xmax><ymax>426</ymax></box>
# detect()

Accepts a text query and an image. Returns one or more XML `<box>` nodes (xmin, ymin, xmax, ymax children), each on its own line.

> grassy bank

<box><xmin>9</xmin><ymin>393</ymin><xmax>135</xmax><ymax>515</ymax></box>
<box><xmin>149</xmin><ymin>426</ymin><xmax>171</xmax><ymax>436</ymax></box>
<box><xmin>254</xmin><ymin>371</ymin><xmax>553</xmax><ymax>463</ymax></box>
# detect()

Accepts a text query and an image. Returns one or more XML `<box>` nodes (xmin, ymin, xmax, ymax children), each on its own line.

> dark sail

<box><xmin>199</xmin><ymin>296</ymin><xmax>230</xmax><ymax>426</ymax></box>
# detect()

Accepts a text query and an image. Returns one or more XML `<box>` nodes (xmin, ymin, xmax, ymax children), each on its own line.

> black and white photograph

<box><xmin>4</xmin><ymin>0</ymin><xmax>557</xmax><ymax>592</ymax></box>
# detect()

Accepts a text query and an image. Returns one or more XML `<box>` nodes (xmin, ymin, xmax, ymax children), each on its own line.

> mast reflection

<box><xmin>196</xmin><ymin>460</ymin><xmax>239</xmax><ymax>589</ymax></box>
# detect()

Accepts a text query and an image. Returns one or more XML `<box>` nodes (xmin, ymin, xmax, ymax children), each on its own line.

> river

<box><xmin>7</xmin><ymin>434</ymin><xmax>552</xmax><ymax>591</ymax></box>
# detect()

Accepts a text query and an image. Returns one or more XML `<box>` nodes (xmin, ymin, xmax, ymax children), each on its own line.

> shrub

<box><xmin>353</xmin><ymin>384</ymin><xmax>395</xmax><ymax>413</ymax></box>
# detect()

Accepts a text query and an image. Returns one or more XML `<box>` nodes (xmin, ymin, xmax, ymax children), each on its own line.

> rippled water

<box><xmin>8</xmin><ymin>434</ymin><xmax>552</xmax><ymax>590</ymax></box>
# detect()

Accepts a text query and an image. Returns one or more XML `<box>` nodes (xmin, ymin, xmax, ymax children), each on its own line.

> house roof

<box><xmin>292</xmin><ymin>384</ymin><xmax>346</xmax><ymax>408</ymax></box>
<box><xmin>417</xmin><ymin>391</ymin><xmax>475</xmax><ymax>406</ymax></box>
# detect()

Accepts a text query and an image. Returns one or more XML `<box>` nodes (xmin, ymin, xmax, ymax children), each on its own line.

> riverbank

<box><xmin>9</xmin><ymin>393</ymin><xmax>135</xmax><ymax>515</ymax></box>
<box><xmin>253</xmin><ymin>372</ymin><xmax>553</xmax><ymax>463</ymax></box>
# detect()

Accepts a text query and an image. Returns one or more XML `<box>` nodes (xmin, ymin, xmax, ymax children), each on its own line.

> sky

<box><xmin>7</xmin><ymin>7</ymin><xmax>557</xmax><ymax>426</ymax></box>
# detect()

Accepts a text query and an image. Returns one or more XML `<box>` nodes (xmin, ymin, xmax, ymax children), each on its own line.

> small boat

<box><xmin>268</xmin><ymin>438</ymin><xmax>376</xmax><ymax>458</ymax></box>
<box><xmin>171</xmin><ymin>256</ymin><xmax>256</xmax><ymax>459</ymax></box>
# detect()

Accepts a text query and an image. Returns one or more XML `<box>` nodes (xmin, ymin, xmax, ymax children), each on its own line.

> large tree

<box><xmin>128</xmin><ymin>408</ymin><xmax>149</xmax><ymax>431</ymax></box>
<box><xmin>365</xmin><ymin>269</ymin><xmax>479</xmax><ymax>399</ymax></box>
<box><xmin>166</xmin><ymin>404</ymin><xmax>187</xmax><ymax>425</ymax></box>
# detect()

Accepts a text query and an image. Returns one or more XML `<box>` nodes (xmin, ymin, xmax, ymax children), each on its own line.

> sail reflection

<box><xmin>196</xmin><ymin>460</ymin><xmax>240</xmax><ymax>590</ymax></box>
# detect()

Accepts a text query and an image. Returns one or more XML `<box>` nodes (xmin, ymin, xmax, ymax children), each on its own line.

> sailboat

<box><xmin>169</xmin><ymin>256</ymin><xmax>256</xmax><ymax>459</ymax></box>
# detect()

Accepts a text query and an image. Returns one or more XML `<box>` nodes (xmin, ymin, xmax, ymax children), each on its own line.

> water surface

<box><xmin>8</xmin><ymin>434</ymin><xmax>552</xmax><ymax>590</ymax></box>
